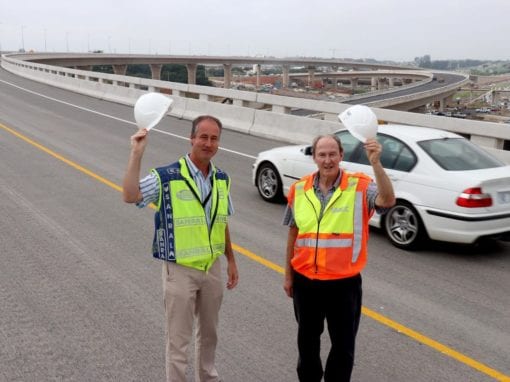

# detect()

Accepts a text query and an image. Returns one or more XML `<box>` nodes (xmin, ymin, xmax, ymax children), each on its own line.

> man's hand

<box><xmin>130</xmin><ymin>128</ymin><xmax>149</xmax><ymax>154</ymax></box>
<box><xmin>283</xmin><ymin>273</ymin><xmax>293</xmax><ymax>298</ymax></box>
<box><xmin>365</xmin><ymin>138</ymin><xmax>396</xmax><ymax>208</ymax></box>
<box><xmin>226</xmin><ymin>258</ymin><xmax>239</xmax><ymax>290</ymax></box>
<box><xmin>123</xmin><ymin>128</ymin><xmax>149</xmax><ymax>203</ymax></box>
<box><xmin>364</xmin><ymin>138</ymin><xmax>382</xmax><ymax>165</ymax></box>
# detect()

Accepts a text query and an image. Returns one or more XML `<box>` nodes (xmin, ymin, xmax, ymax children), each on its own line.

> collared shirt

<box><xmin>137</xmin><ymin>154</ymin><xmax>234</xmax><ymax>228</ymax></box>
<box><xmin>282</xmin><ymin>169</ymin><xmax>383</xmax><ymax>227</ymax></box>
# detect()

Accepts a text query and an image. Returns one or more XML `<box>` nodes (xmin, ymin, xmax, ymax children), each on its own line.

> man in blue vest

<box><xmin>123</xmin><ymin>115</ymin><xmax>239</xmax><ymax>382</ymax></box>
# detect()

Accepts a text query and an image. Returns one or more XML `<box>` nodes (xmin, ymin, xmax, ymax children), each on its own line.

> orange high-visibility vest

<box><xmin>288</xmin><ymin>171</ymin><xmax>374</xmax><ymax>280</ymax></box>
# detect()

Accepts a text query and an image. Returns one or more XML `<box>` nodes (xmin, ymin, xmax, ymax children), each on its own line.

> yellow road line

<box><xmin>0</xmin><ymin>123</ymin><xmax>122</xmax><ymax>193</ymax></box>
<box><xmin>1</xmin><ymin>121</ymin><xmax>508</xmax><ymax>381</ymax></box>
<box><xmin>362</xmin><ymin>308</ymin><xmax>509</xmax><ymax>381</ymax></box>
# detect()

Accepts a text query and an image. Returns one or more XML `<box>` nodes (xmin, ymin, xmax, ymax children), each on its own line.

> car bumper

<box><xmin>418</xmin><ymin>206</ymin><xmax>510</xmax><ymax>244</ymax></box>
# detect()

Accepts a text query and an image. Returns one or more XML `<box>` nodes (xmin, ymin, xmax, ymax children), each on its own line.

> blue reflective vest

<box><xmin>151</xmin><ymin>157</ymin><xmax>230</xmax><ymax>271</ymax></box>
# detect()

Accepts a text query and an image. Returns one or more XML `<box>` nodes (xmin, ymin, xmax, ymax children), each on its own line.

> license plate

<box><xmin>497</xmin><ymin>191</ymin><xmax>510</xmax><ymax>204</ymax></box>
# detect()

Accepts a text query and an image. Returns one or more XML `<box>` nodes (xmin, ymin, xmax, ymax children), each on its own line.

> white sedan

<box><xmin>252</xmin><ymin>124</ymin><xmax>510</xmax><ymax>249</ymax></box>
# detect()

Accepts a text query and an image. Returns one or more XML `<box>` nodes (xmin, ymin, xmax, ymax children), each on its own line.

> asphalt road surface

<box><xmin>0</xmin><ymin>67</ymin><xmax>509</xmax><ymax>382</ymax></box>
<box><xmin>345</xmin><ymin>72</ymin><xmax>467</xmax><ymax>104</ymax></box>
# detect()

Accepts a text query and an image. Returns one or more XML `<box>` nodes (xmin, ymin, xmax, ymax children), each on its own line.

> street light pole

<box><xmin>21</xmin><ymin>25</ymin><xmax>25</xmax><ymax>52</ymax></box>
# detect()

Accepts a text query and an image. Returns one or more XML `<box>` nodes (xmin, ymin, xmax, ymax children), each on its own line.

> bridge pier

<box><xmin>150</xmin><ymin>64</ymin><xmax>162</xmax><ymax>80</ymax></box>
<box><xmin>113</xmin><ymin>64</ymin><xmax>127</xmax><ymax>76</ymax></box>
<box><xmin>254</xmin><ymin>64</ymin><xmax>261</xmax><ymax>89</ymax></box>
<box><xmin>371</xmin><ymin>77</ymin><xmax>377</xmax><ymax>91</ymax></box>
<box><xmin>186</xmin><ymin>63</ymin><xmax>197</xmax><ymax>85</ymax></box>
<box><xmin>378</xmin><ymin>77</ymin><xmax>386</xmax><ymax>90</ymax></box>
<box><xmin>223</xmin><ymin>63</ymin><xmax>232</xmax><ymax>88</ymax></box>
<box><xmin>307</xmin><ymin>66</ymin><xmax>316</xmax><ymax>86</ymax></box>
<box><xmin>282</xmin><ymin>64</ymin><xmax>290</xmax><ymax>88</ymax></box>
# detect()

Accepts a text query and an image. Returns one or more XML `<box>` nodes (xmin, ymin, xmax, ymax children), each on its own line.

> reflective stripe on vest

<box><xmin>295</xmin><ymin>238</ymin><xmax>353</xmax><ymax>248</ymax></box>
<box><xmin>353</xmin><ymin>191</ymin><xmax>363</xmax><ymax>262</ymax></box>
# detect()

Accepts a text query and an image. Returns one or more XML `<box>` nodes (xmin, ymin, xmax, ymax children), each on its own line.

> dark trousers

<box><xmin>293</xmin><ymin>272</ymin><xmax>362</xmax><ymax>382</ymax></box>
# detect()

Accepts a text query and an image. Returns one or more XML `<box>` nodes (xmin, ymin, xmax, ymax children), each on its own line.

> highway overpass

<box><xmin>1</xmin><ymin>52</ymin><xmax>507</xmax><ymax>162</ymax></box>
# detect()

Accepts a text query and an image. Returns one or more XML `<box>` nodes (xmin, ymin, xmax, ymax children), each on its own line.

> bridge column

<box><xmin>331</xmin><ymin>65</ymin><xmax>338</xmax><ymax>72</ymax></box>
<box><xmin>113</xmin><ymin>64</ymin><xmax>127</xmax><ymax>76</ymax></box>
<box><xmin>388</xmin><ymin>77</ymin><xmax>395</xmax><ymax>87</ymax></box>
<box><xmin>439</xmin><ymin>98</ymin><xmax>446</xmax><ymax>111</ymax></box>
<box><xmin>223</xmin><ymin>63</ymin><xmax>232</xmax><ymax>88</ymax></box>
<box><xmin>282</xmin><ymin>64</ymin><xmax>290</xmax><ymax>88</ymax></box>
<box><xmin>186</xmin><ymin>63</ymin><xmax>197</xmax><ymax>85</ymax></box>
<box><xmin>351</xmin><ymin>77</ymin><xmax>358</xmax><ymax>89</ymax></box>
<box><xmin>307</xmin><ymin>66</ymin><xmax>316</xmax><ymax>86</ymax></box>
<box><xmin>254</xmin><ymin>64</ymin><xmax>261</xmax><ymax>89</ymax></box>
<box><xmin>150</xmin><ymin>64</ymin><xmax>162</xmax><ymax>80</ymax></box>
<box><xmin>371</xmin><ymin>77</ymin><xmax>377</xmax><ymax>91</ymax></box>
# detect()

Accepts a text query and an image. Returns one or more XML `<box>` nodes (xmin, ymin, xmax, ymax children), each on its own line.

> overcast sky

<box><xmin>1</xmin><ymin>0</ymin><xmax>509</xmax><ymax>61</ymax></box>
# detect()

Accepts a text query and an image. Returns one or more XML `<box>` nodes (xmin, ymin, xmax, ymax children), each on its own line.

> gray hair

<box><xmin>312</xmin><ymin>134</ymin><xmax>343</xmax><ymax>157</ymax></box>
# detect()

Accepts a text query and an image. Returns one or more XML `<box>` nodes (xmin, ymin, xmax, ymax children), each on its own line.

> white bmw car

<box><xmin>252</xmin><ymin>124</ymin><xmax>510</xmax><ymax>249</ymax></box>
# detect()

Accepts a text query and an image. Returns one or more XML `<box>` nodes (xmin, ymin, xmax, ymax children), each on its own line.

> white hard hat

<box><xmin>338</xmin><ymin>105</ymin><xmax>378</xmax><ymax>143</ymax></box>
<box><xmin>134</xmin><ymin>93</ymin><xmax>174</xmax><ymax>130</ymax></box>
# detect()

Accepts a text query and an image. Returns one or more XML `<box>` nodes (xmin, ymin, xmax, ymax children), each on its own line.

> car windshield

<box><xmin>418</xmin><ymin>138</ymin><xmax>505</xmax><ymax>170</ymax></box>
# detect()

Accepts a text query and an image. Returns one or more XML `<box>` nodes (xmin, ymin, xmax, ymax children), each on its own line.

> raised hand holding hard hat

<box><xmin>338</xmin><ymin>105</ymin><xmax>378</xmax><ymax>143</ymax></box>
<box><xmin>134</xmin><ymin>92</ymin><xmax>174</xmax><ymax>131</ymax></box>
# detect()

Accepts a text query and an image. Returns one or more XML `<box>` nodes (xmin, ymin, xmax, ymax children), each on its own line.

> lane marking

<box><xmin>0</xmin><ymin>78</ymin><xmax>256</xmax><ymax>160</ymax></box>
<box><xmin>1</xmin><ymin>92</ymin><xmax>508</xmax><ymax>382</ymax></box>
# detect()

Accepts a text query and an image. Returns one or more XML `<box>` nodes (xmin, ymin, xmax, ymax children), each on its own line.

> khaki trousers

<box><xmin>162</xmin><ymin>259</ymin><xmax>223</xmax><ymax>382</ymax></box>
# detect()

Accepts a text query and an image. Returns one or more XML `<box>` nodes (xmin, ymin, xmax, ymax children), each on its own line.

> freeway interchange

<box><xmin>0</xmin><ymin>67</ymin><xmax>508</xmax><ymax>381</ymax></box>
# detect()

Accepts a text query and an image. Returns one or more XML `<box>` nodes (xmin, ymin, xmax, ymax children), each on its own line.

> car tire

<box><xmin>383</xmin><ymin>201</ymin><xmax>426</xmax><ymax>250</ymax></box>
<box><xmin>256</xmin><ymin>162</ymin><xmax>284</xmax><ymax>203</ymax></box>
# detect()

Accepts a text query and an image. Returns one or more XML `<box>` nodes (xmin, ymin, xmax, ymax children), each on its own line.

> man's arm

<box><xmin>284</xmin><ymin>225</ymin><xmax>298</xmax><ymax>298</ymax></box>
<box><xmin>224</xmin><ymin>224</ymin><xmax>239</xmax><ymax>290</ymax></box>
<box><xmin>364</xmin><ymin>138</ymin><xmax>396</xmax><ymax>208</ymax></box>
<box><xmin>123</xmin><ymin>128</ymin><xmax>148</xmax><ymax>203</ymax></box>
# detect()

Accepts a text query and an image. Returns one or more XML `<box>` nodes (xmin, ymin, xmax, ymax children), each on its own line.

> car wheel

<box><xmin>383</xmin><ymin>201</ymin><xmax>426</xmax><ymax>250</ymax></box>
<box><xmin>256</xmin><ymin>162</ymin><xmax>284</xmax><ymax>203</ymax></box>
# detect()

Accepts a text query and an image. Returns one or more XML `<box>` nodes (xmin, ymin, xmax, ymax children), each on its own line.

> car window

<box><xmin>393</xmin><ymin>146</ymin><xmax>416</xmax><ymax>171</ymax></box>
<box><xmin>339</xmin><ymin>132</ymin><xmax>417</xmax><ymax>172</ymax></box>
<box><xmin>335</xmin><ymin>131</ymin><xmax>360</xmax><ymax>161</ymax></box>
<box><xmin>418</xmin><ymin>138</ymin><xmax>504</xmax><ymax>170</ymax></box>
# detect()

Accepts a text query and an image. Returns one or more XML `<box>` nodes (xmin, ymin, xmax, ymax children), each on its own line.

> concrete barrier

<box><xmin>251</xmin><ymin>110</ymin><xmax>339</xmax><ymax>144</ymax></box>
<box><xmin>182</xmin><ymin>98</ymin><xmax>255</xmax><ymax>134</ymax></box>
<box><xmin>2</xmin><ymin>53</ymin><xmax>509</xmax><ymax>163</ymax></box>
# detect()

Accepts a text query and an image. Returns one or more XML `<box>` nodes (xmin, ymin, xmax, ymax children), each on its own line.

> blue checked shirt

<box><xmin>137</xmin><ymin>154</ymin><xmax>234</xmax><ymax>228</ymax></box>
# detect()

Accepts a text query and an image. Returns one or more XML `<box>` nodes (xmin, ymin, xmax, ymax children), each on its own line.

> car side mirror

<box><xmin>304</xmin><ymin>146</ymin><xmax>313</xmax><ymax>156</ymax></box>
